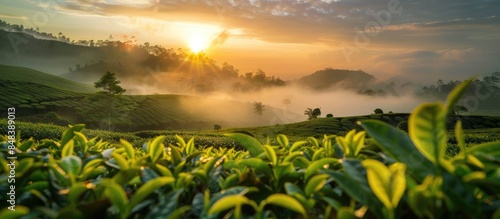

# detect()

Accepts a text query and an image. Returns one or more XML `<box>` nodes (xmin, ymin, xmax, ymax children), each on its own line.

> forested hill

<box><xmin>298</xmin><ymin>68</ymin><xmax>376</xmax><ymax>90</ymax></box>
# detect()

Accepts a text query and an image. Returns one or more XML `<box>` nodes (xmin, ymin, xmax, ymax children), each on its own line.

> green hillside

<box><xmin>0</xmin><ymin>69</ymin><xmax>302</xmax><ymax>130</ymax></box>
<box><xmin>0</xmin><ymin>64</ymin><xmax>95</xmax><ymax>93</ymax></box>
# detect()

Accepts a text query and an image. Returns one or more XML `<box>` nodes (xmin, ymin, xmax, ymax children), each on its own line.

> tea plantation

<box><xmin>0</xmin><ymin>79</ymin><xmax>499</xmax><ymax>218</ymax></box>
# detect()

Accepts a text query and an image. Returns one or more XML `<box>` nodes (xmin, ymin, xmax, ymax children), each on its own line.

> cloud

<box><xmin>367</xmin><ymin>48</ymin><xmax>500</xmax><ymax>83</ymax></box>
<box><xmin>209</xmin><ymin>30</ymin><xmax>230</xmax><ymax>47</ymax></box>
<box><xmin>0</xmin><ymin>13</ymin><xmax>28</xmax><ymax>20</ymax></box>
<box><xmin>44</xmin><ymin>0</ymin><xmax>499</xmax><ymax>49</ymax></box>
<box><xmin>18</xmin><ymin>0</ymin><xmax>500</xmax><ymax>83</ymax></box>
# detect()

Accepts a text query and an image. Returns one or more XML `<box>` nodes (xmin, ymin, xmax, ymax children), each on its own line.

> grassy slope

<box><xmin>0</xmin><ymin>65</ymin><xmax>302</xmax><ymax>129</ymax></box>
<box><xmin>0</xmin><ymin>64</ymin><xmax>95</xmax><ymax>93</ymax></box>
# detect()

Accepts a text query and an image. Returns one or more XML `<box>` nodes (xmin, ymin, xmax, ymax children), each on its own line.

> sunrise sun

<box><xmin>188</xmin><ymin>35</ymin><xmax>210</xmax><ymax>53</ymax></box>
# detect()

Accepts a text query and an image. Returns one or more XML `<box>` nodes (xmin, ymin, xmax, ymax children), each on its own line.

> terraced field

<box><xmin>0</xmin><ymin>65</ymin><xmax>301</xmax><ymax>130</ymax></box>
<box><xmin>0</xmin><ymin>80</ymin><xmax>85</xmax><ymax>111</ymax></box>
<box><xmin>0</xmin><ymin>64</ymin><xmax>95</xmax><ymax>92</ymax></box>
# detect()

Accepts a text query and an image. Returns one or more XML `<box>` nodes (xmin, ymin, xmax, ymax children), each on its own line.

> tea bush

<box><xmin>0</xmin><ymin>78</ymin><xmax>499</xmax><ymax>218</ymax></box>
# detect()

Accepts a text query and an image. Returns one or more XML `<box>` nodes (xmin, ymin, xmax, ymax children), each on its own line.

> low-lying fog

<box><xmin>126</xmin><ymin>77</ymin><xmax>429</xmax><ymax>126</ymax></box>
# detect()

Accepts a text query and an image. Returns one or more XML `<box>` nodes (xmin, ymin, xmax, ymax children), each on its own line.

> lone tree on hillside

<box><xmin>254</xmin><ymin>102</ymin><xmax>265</xmax><ymax>117</ymax></box>
<box><xmin>94</xmin><ymin>71</ymin><xmax>126</xmax><ymax>95</ymax></box>
<box><xmin>214</xmin><ymin>124</ymin><xmax>221</xmax><ymax>131</ymax></box>
<box><xmin>78</xmin><ymin>71</ymin><xmax>136</xmax><ymax>131</ymax></box>
<box><xmin>304</xmin><ymin>108</ymin><xmax>321</xmax><ymax>120</ymax></box>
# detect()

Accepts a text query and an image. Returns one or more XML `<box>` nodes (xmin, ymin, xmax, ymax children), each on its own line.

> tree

<box><xmin>253</xmin><ymin>102</ymin><xmax>265</xmax><ymax>116</ymax></box>
<box><xmin>326</xmin><ymin>114</ymin><xmax>334</xmax><ymax>118</ymax></box>
<box><xmin>374</xmin><ymin>108</ymin><xmax>384</xmax><ymax>114</ymax></box>
<box><xmin>214</xmin><ymin>124</ymin><xmax>221</xmax><ymax>131</ymax></box>
<box><xmin>304</xmin><ymin>108</ymin><xmax>321</xmax><ymax>120</ymax></box>
<box><xmin>78</xmin><ymin>71</ymin><xmax>135</xmax><ymax>131</ymax></box>
<box><xmin>94</xmin><ymin>71</ymin><xmax>126</xmax><ymax>95</ymax></box>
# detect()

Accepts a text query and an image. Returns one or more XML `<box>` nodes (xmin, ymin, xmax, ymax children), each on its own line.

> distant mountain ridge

<box><xmin>298</xmin><ymin>68</ymin><xmax>376</xmax><ymax>90</ymax></box>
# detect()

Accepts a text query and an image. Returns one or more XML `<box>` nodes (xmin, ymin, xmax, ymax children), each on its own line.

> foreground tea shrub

<box><xmin>0</xmin><ymin>77</ymin><xmax>499</xmax><ymax>218</ymax></box>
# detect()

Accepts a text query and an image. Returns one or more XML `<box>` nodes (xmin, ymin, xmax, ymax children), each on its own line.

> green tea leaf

<box><xmin>305</xmin><ymin>158</ymin><xmax>338</xmax><ymax>181</ymax></box>
<box><xmin>352</xmin><ymin>131</ymin><xmax>366</xmax><ymax>156</ymax></box>
<box><xmin>337</xmin><ymin>206</ymin><xmax>358</xmax><ymax>219</ymax></box>
<box><xmin>361</xmin><ymin>120</ymin><xmax>434</xmax><ymax>181</ymax></box>
<box><xmin>112</xmin><ymin>152</ymin><xmax>128</xmax><ymax>170</ymax></box>
<box><xmin>239</xmin><ymin>158</ymin><xmax>273</xmax><ymax>177</ymax></box>
<box><xmin>445</xmin><ymin>77</ymin><xmax>475</xmax><ymax>114</ymax></box>
<box><xmin>60</xmin><ymin>155</ymin><xmax>82</xmax><ymax>175</ymax></box>
<box><xmin>185</xmin><ymin>137</ymin><xmax>195</xmax><ymax>155</ymax></box>
<box><xmin>128</xmin><ymin>176</ymin><xmax>175</xmax><ymax>209</ymax></box>
<box><xmin>60</xmin><ymin>124</ymin><xmax>85</xmax><ymax>147</ymax></box>
<box><xmin>16</xmin><ymin>158</ymin><xmax>34</xmax><ymax>176</ymax></box>
<box><xmin>455</xmin><ymin>120</ymin><xmax>467</xmax><ymax>158</ymax></box>
<box><xmin>289</xmin><ymin>140</ymin><xmax>307</xmax><ymax>153</ymax></box>
<box><xmin>119</xmin><ymin>139</ymin><xmax>135</xmax><ymax>159</ymax></box>
<box><xmin>362</xmin><ymin>159</ymin><xmax>392</xmax><ymax>209</ymax></box>
<box><xmin>208</xmin><ymin>195</ymin><xmax>257</xmax><ymax>215</ymax></box>
<box><xmin>312</xmin><ymin>148</ymin><xmax>325</xmax><ymax>161</ymax></box>
<box><xmin>304</xmin><ymin>174</ymin><xmax>329</xmax><ymax>197</ymax></box>
<box><xmin>283</xmin><ymin>151</ymin><xmax>304</xmax><ymax>163</ymax></box>
<box><xmin>175</xmin><ymin>134</ymin><xmax>187</xmax><ymax>148</ymax></box>
<box><xmin>61</xmin><ymin>139</ymin><xmax>75</xmax><ymax>158</ymax></box>
<box><xmin>18</xmin><ymin>139</ymin><xmax>34</xmax><ymax>152</ymax></box>
<box><xmin>263</xmin><ymin>145</ymin><xmax>277</xmax><ymax>165</ymax></box>
<box><xmin>155</xmin><ymin>164</ymin><xmax>173</xmax><ymax>177</ymax></box>
<box><xmin>68</xmin><ymin>184</ymin><xmax>89</xmax><ymax>204</ymax></box>
<box><xmin>141</xmin><ymin>167</ymin><xmax>160</xmax><ymax>183</ymax></box>
<box><xmin>307</xmin><ymin>137</ymin><xmax>319</xmax><ymax>147</ymax></box>
<box><xmin>327</xmin><ymin>160</ymin><xmax>384</xmax><ymax>218</ymax></box>
<box><xmin>102</xmin><ymin>180</ymin><xmax>128</xmax><ymax>215</ymax></box>
<box><xmin>83</xmin><ymin>159</ymin><xmax>103</xmax><ymax>172</ymax></box>
<box><xmin>262</xmin><ymin>194</ymin><xmax>307</xmax><ymax>217</ymax></box>
<box><xmin>285</xmin><ymin>182</ymin><xmax>306</xmax><ymax>197</ymax></box>
<box><xmin>0</xmin><ymin>205</ymin><xmax>29</xmax><ymax>219</ymax></box>
<box><xmin>273</xmin><ymin>163</ymin><xmax>295</xmax><ymax>181</ymax></box>
<box><xmin>165</xmin><ymin>206</ymin><xmax>191</xmax><ymax>219</ymax></box>
<box><xmin>276</xmin><ymin>134</ymin><xmax>289</xmax><ymax>149</ymax></box>
<box><xmin>225</xmin><ymin>133</ymin><xmax>264</xmax><ymax>157</ymax></box>
<box><xmin>467</xmin><ymin>142</ymin><xmax>500</xmax><ymax>155</ymax></box>
<box><xmin>388</xmin><ymin>163</ymin><xmax>406</xmax><ymax>207</ymax></box>
<box><xmin>149</xmin><ymin>136</ymin><xmax>166</xmax><ymax>162</ymax></box>
<box><xmin>73</xmin><ymin>131</ymin><xmax>88</xmax><ymax>148</ymax></box>
<box><xmin>23</xmin><ymin>181</ymin><xmax>48</xmax><ymax>192</ymax></box>
<box><xmin>168</xmin><ymin>144</ymin><xmax>182</xmax><ymax>165</ymax></box>
<box><xmin>143</xmin><ymin>188</ymin><xmax>182</xmax><ymax>218</ymax></box>
<box><xmin>409</xmin><ymin>102</ymin><xmax>447</xmax><ymax>164</ymax></box>
<box><xmin>462</xmin><ymin>171</ymin><xmax>486</xmax><ymax>182</ymax></box>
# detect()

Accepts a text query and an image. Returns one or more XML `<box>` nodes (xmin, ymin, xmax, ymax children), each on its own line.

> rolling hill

<box><xmin>0</xmin><ymin>65</ymin><xmax>302</xmax><ymax>130</ymax></box>
<box><xmin>0</xmin><ymin>64</ymin><xmax>95</xmax><ymax>93</ymax></box>
<box><xmin>298</xmin><ymin>68</ymin><xmax>376</xmax><ymax>90</ymax></box>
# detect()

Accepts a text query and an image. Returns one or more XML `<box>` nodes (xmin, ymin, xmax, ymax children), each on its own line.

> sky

<box><xmin>1</xmin><ymin>0</ymin><xmax>500</xmax><ymax>83</ymax></box>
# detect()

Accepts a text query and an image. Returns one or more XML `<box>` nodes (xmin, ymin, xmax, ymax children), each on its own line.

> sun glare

<box><xmin>188</xmin><ymin>35</ymin><xmax>209</xmax><ymax>53</ymax></box>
